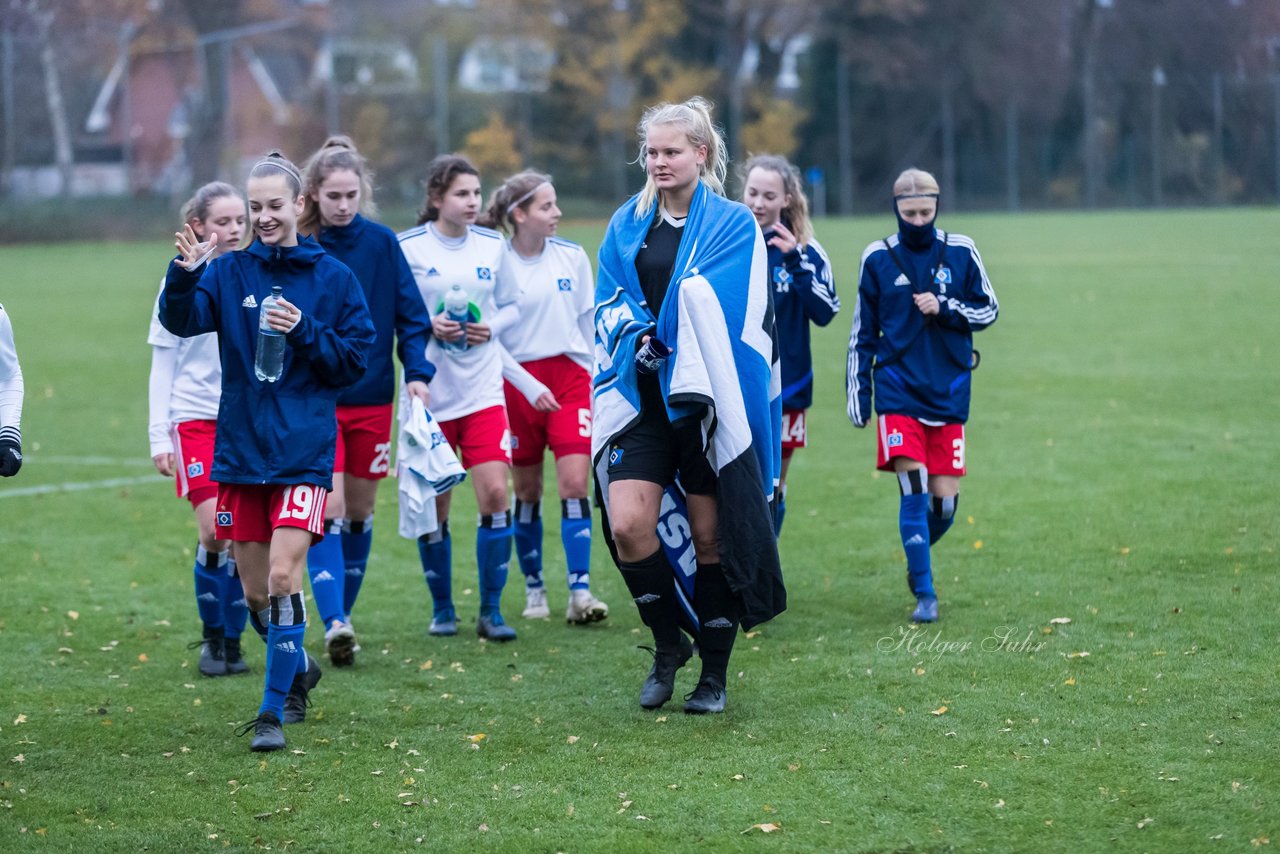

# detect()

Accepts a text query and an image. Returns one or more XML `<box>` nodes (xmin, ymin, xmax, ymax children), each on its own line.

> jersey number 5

<box><xmin>578</xmin><ymin>409</ymin><xmax>592</xmax><ymax>438</ymax></box>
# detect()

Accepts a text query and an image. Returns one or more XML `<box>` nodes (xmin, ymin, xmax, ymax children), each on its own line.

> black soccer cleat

<box><xmin>190</xmin><ymin>632</ymin><xmax>227</xmax><ymax>677</ymax></box>
<box><xmin>682</xmin><ymin>676</ymin><xmax>727</xmax><ymax>714</ymax></box>
<box><xmin>223</xmin><ymin>637</ymin><xmax>249</xmax><ymax>675</ymax></box>
<box><xmin>237</xmin><ymin>711</ymin><xmax>286</xmax><ymax>752</ymax></box>
<box><xmin>638</xmin><ymin>635</ymin><xmax>694</xmax><ymax>710</ymax></box>
<box><xmin>282</xmin><ymin>654</ymin><xmax>322</xmax><ymax>724</ymax></box>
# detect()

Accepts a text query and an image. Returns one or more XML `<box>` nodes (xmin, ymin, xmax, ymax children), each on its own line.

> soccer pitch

<box><xmin>0</xmin><ymin>208</ymin><xmax>1276</xmax><ymax>851</ymax></box>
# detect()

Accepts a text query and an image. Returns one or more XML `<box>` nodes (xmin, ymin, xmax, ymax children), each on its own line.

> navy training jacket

<box><xmin>765</xmin><ymin>227</ymin><xmax>840</xmax><ymax>411</ymax></box>
<box><xmin>316</xmin><ymin>214</ymin><xmax>435</xmax><ymax>405</ymax></box>
<box><xmin>846</xmin><ymin>229</ymin><xmax>998</xmax><ymax>426</ymax></box>
<box><xmin>160</xmin><ymin>236</ymin><xmax>375</xmax><ymax>489</ymax></box>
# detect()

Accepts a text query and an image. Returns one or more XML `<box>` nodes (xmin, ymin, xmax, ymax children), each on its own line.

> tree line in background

<box><xmin>4</xmin><ymin>0</ymin><xmax>1280</xmax><ymax>213</ymax></box>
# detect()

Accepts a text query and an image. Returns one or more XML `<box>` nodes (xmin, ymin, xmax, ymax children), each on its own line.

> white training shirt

<box><xmin>397</xmin><ymin>223</ymin><xmax>520</xmax><ymax>422</ymax></box>
<box><xmin>147</xmin><ymin>280</ymin><xmax>221</xmax><ymax>456</ymax></box>
<box><xmin>498</xmin><ymin>236</ymin><xmax>595</xmax><ymax>371</ymax></box>
<box><xmin>0</xmin><ymin>303</ymin><xmax>23</xmax><ymax>436</ymax></box>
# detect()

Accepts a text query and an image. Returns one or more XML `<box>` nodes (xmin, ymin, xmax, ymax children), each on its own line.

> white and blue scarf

<box><xmin>592</xmin><ymin>183</ymin><xmax>785</xmax><ymax>630</ymax></box>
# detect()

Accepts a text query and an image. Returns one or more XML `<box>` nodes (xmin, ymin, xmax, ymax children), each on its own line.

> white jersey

<box><xmin>147</xmin><ymin>279</ymin><xmax>221</xmax><ymax>456</ymax></box>
<box><xmin>0</xmin><ymin>303</ymin><xmax>23</xmax><ymax>438</ymax></box>
<box><xmin>397</xmin><ymin>223</ymin><xmax>519</xmax><ymax>422</ymax></box>
<box><xmin>498</xmin><ymin>236</ymin><xmax>595</xmax><ymax>370</ymax></box>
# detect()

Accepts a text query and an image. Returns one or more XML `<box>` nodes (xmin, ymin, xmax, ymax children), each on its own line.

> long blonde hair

<box><xmin>741</xmin><ymin>154</ymin><xmax>813</xmax><ymax>248</ymax></box>
<box><xmin>633</xmin><ymin>96</ymin><xmax>728</xmax><ymax>221</ymax></box>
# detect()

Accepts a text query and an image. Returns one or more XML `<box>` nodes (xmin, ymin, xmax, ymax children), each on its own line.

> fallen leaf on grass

<box><xmin>1137</xmin><ymin>818</ymin><xmax>1154</xmax><ymax>829</ymax></box>
<box><xmin>994</xmin><ymin>800</ymin><xmax>1005</xmax><ymax>808</ymax></box>
<box><xmin>466</xmin><ymin>734</ymin><xmax>486</xmax><ymax>743</ymax></box>
<box><xmin>566</xmin><ymin>735</ymin><xmax>580</xmax><ymax>744</ymax></box>
<box><xmin>931</xmin><ymin>706</ymin><xmax>949</xmax><ymax>716</ymax></box>
<box><xmin>137</xmin><ymin>654</ymin><xmax>148</xmax><ymax>663</ymax></box>
<box><xmin>732</xmin><ymin>774</ymin><xmax>745</xmax><ymax>781</ymax></box>
<box><xmin>477</xmin><ymin>824</ymin><xmax>489</xmax><ymax>832</ymax></box>
<box><xmin>1067</xmin><ymin>651</ymin><xmax>1090</xmax><ymax>659</ymax></box>
<box><xmin>67</xmin><ymin>611</ymin><xmax>79</xmax><ymax>620</ymax></box>
<box><xmin>1064</xmin><ymin>677</ymin><xmax>1076</xmax><ymax>686</ymax></box>
<box><xmin>635</xmin><ymin>815</ymin><xmax>649</xmax><ymax>821</ymax></box>
<box><xmin>13</xmin><ymin>715</ymin><xmax>26</xmax><ymax>725</ymax></box>
<box><xmin>1049</xmin><ymin>617</ymin><xmax>1071</xmax><ymax>625</ymax></box>
<box><xmin>1251</xmin><ymin>836</ymin><xmax>1270</xmax><ymax>846</ymax></box>
<box><xmin>973</xmin><ymin>541</ymin><xmax>983</xmax><ymax>550</ymax></box>
<box><xmin>742</xmin><ymin>823</ymin><xmax>781</xmax><ymax>834</ymax></box>
<box><xmin>11</xmin><ymin>755</ymin><xmax>23</xmax><ymax>764</ymax></box>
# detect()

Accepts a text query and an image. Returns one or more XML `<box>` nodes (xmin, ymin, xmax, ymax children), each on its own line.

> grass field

<box><xmin>1</xmin><ymin>208</ymin><xmax>1277</xmax><ymax>852</ymax></box>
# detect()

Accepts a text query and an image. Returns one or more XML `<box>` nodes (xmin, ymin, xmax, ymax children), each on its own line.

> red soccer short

<box><xmin>173</xmin><ymin>420</ymin><xmax>218</xmax><ymax>507</ymax></box>
<box><xmin>504</xmin><ymin>355</ymin><xmax>592</xmax><ymax>467</ymax></box>
<box><xmin>876</xmin><ymin>414</ymin><xmax>967</xmax><ymax>476</ymax></box>
<box><xmin>438</xmin><ymin>405</ymin><xmax>512</xmax><ymax>470</ymax></box>
<box><xmin>335</xmin><ymin>403</ymin><xmax>394</xmax><ymax>480</ymax></box>
<box><xmin>780</xmin><ymin>408</ymin><xmax>807</xmax><ymax>460</ymax></box>
<box><xmin>214</xmin><ymin>482</ymin><xmax>329</xmax><ymax>544</ymax></box>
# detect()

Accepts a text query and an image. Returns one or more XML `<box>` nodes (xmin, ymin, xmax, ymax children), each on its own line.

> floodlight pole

<box><xmin>836</xmin><ymin>44</ymin><xmax>853</xmax><ymax>215</ymax></box>
<box><xmin>1151</xmin><ymin>65</ymin><xmax>1164</xmax><ymax>207</ymax></box>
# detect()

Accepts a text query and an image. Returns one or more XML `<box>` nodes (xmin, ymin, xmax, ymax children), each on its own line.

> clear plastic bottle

<box><xmin>254</xmin><ymin>285</ymin><xmax>287</xmax><ymax>382</ymax></box>
<box><xmin>440</xmin><ymin>283</ymin><xmax>471</xmax><ymax>355</ymax></box>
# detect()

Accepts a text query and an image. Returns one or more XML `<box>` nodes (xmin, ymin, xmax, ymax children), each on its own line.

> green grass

<box><xmin>1</xmin><ymin>209</ymin><xmax>1277</xmax><ymax>852</ymax></box>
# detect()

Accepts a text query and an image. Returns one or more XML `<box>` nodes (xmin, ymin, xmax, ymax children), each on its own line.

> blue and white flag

<box><xmin>592</xmin><ymin>183</ymin><xmax>785</xmax><ymax>630</ymax></box>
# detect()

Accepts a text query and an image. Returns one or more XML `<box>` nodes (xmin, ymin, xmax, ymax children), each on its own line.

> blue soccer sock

<box><xmin>341</xmin><ymin>517</ymin><xmax>374</xmax><ymax>616</ymax></box>
<box><xmin>223</xmin><ymin>557</ymin><xmax>247</xmax><ymax>640</ymax></box>
<box><xmin>417</xmin><ymin>521</ymin><xmax>454</xmax><ymax>620</ymax></box>
<box><xmin>561</xmin><ymin>498</ymin><xmax>592</xmax><ymax>590</ymax></box>
<box><xmin>897</xmin><ymin>469</ymin><xmax>934</xmax><ymax>599</ymax></box>
<box><xmin>194</xmin><ymin>545</ymin><xmax>227</xmax><ymax>633</ymax></box>
<box><xmin>477</xmin><ymin>511</ymin><xmax>513</xmax><ymax>618</ymax></box>
<box><xmin>306</xmin><ymin>522</ymin><xmax>347</xmax><ymax>629</ymax></box>
<box><xmin>776</xmin><ymin>485</ymin><xmax>788</xmax><ymax>535</ymax></box>
<box><xmin>513</xmin><ymin>499</ymin><xmax>544</xmax><ymax>589</ymax></box>
<box><xmin>260</xmin><ymin>593</ymin><xmax>306</xmax><ymax>721</ymax></box>
<box><xmin>928</xmin><ymin>494</ymin><xmax>958</xmax><ymax>546</ymax></box>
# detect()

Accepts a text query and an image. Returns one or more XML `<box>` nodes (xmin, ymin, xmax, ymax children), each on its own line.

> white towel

<box><xmin>397</xmin><ymin>397</ymin><xmax>466</xmax><ymax>540</ymax></box>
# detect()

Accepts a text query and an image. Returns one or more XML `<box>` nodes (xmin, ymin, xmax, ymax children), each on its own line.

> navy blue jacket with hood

<box><xmin>316</xmin><ymin>214</ymin><xmax>435</xmax><ymax>406</ymax></box>
<box><xmin>160</xmin><ymin>236</ymin><xmax>375</xmax><ymax>489</ymax></box>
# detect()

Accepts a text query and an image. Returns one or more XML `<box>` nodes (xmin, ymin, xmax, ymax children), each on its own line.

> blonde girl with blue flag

<box><xmin>593</xmin><ymin>97</ymin><xmax>784</xmax><ymax>715</ymax></box>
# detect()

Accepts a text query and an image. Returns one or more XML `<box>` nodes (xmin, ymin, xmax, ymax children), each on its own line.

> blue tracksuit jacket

<box><xmin>766</xmin><ymin>228</ymin><xmax>840</xmax><ymax>411</ymax></box>
<box><xmin>316</xmin><ymin>214</ymin><xmax>435</xmax><ymax>405</ymax></box>
<box><xmin>846</xmin><ymin>229</ymin><xmax>998</xmax><ymax>426</ymax></box>
<box><xmin>160</xmin><ymin>236</ymin><xmax>375</xmax><ymax>488</ymax></box>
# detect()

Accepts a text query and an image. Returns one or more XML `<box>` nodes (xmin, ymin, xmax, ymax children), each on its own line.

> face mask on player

<box><xmin>893</xmin><ymin>193</ymin><xmax>939</xmax><ymax>251</ymax></box>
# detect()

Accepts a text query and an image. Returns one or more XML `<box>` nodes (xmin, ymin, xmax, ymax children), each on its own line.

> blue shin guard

<box><xmin>477</xmin><ymin>512</ymin><xmax>513</xmax><ymax>618</ymax></box>
<box><xmin>417</xmin><ymin>522</ymin><xmax>454</xmax><ymax>620</ymax></box>
<box><xmin>341</xmin><ymin>517</ymin><xmax>373</xmax><ymax>616</ymax></box>
<box><xmin>260</xmin><ymin>593</ymin><xmax>306</xmax><ymax>721</ymax></box>
<box><xmin>194</xmin><ymin>545</ymin><xmax>228</xmax><ymax>632</ymax></box>
<box><xmin>513</xmin><ymin>499</ymin><xmax>544</xmax><ymax>589</ymax></box>
<box><xmin>897</xmin><ymin>469</ymin><xmax>934</xmax><ymax>599</ymax></box>
<box><xmin>306</xmin><ymin>523</ymin><xmax>347</xmax><ymax>629</ymax></box>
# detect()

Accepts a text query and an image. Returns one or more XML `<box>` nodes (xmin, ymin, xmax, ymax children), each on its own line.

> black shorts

<box><xmin>605</xmin><ymin>377</ymin><xmax>717</xmax><ymax>496</ymax></box>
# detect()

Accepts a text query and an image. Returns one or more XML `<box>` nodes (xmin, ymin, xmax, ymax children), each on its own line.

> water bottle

<box><xmin>440</xmin><ymin>283</ymin><xmax>471</xmax><ymax>355</ymax></box>
<box><xmin>255</xmin><ymin>285</ymin><xmax>287</xmax><ymax>382</ymax></box>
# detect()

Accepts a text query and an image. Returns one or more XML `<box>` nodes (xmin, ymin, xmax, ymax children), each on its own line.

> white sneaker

<box><xmin>565</xmin><ymin>589</ymin><xmax>608</xmax><ymax>624</ymax></box>
<box><xmin>324</xmin><ymin>620</ymin><xmax>357</xmax><ymax>667</ymax></box>
<box><xmin>522</xmin><ymin>587</ymin><xmax>551</xmax><ymax>619</ymax></box>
